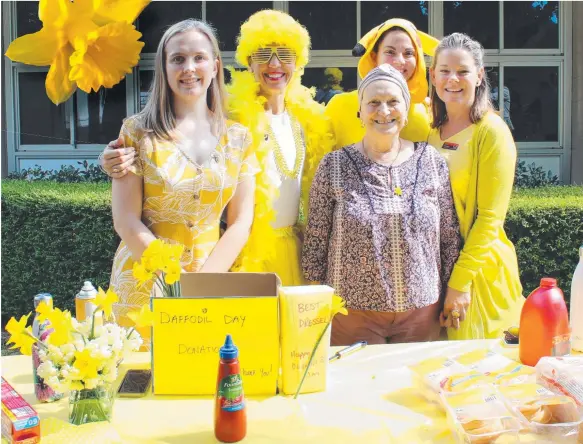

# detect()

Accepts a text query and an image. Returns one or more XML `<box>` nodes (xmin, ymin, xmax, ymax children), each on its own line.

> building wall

<box><xmin>572</xmin><ymin>1</ymin><xmax>583</xmax><ymax>184</ymax></box>
<box><xmin>1</xmin><ymin>1</ymin><xmax>578</xmax><ymax>183</ymax></box>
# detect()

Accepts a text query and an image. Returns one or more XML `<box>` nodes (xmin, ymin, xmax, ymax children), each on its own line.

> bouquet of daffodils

<box><xmin>133</xmin><ymin>239</ymin><xmax>184</xmax><ymax>297</ymax></box>
<box><xmin>5</xmin><ymin>287</ymin><xmax>154</xmax><ymax>393</ymax></box>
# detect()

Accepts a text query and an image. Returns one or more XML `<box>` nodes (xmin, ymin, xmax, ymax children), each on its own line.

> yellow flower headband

<box><xmin>235</xmin><ymin>10</ymin><xmax>310</xmax><ymax>69</ymax></box>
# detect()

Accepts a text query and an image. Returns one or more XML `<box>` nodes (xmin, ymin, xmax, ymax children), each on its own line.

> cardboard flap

<box><xmin>179</xmin><ymin>272</ymin><xmax>279</xmax><ymax>297</ymax></box>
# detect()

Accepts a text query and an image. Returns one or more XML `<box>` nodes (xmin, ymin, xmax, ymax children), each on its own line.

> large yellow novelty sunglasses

<box><xmin>250</xmin><ymin>46</ymin><xmax>297</xmax><ymax>65</ymax></box>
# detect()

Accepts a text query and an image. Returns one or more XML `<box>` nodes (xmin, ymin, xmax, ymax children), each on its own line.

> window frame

<box><xmin>2</xmin><ymin>1</ymin><xmax>573</xmax><ymax>181</ymax></box>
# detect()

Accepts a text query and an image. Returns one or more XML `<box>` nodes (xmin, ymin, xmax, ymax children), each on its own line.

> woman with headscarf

<box><xmin>326</xmin><ymin>18</ymin><xmax>439</xmax><ymax>149</ymax></box>
<box><xmin>303</xmin><ymin>64</ymin><xmax>460</xmax><ymax>346</ymax></box>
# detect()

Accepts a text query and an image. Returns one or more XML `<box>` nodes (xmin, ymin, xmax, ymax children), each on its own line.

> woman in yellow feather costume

<box><xmin>228</xmin><ymin>10</ymin><xmax>334</xmax><ymax>284</ymax></box>
<box><xmin>326</xmin><ymin>19</ymin><xmax>439</xmax><ymax>148</ymax></box>
<box><xmin>98</xmin><ymin>11</ymin><xmax>334</xmax><ymax>285</ymax></box>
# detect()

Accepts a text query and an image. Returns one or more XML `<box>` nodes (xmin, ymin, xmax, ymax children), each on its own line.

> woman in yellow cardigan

<box><xmin>428</xmin><ymin>33</ymin><xmax>524</xmax><ymax>340</ymax></box>
<box><xmin>326</xmin><ymin>18</ymin><xmax>439</xmax><ymax>148</ymax></box>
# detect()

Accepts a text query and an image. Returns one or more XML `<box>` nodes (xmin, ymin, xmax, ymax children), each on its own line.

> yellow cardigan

<box><xmin>325</xmin><ymin>90</ymin><xmax>431</xmax><ymax>149</ymax></box>
<box><xmin>440</xmin><ymin>112</ymin><xmax>524</xmax><ymax>340</ymax></box>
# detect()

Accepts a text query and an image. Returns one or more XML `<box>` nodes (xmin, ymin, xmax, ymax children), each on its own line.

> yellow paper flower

<box><xmin>5</xmin><ymin>0</ymin><xmax>150</xmax><ymax>104</ymax></box>
<box><xmin>72</xmin><ymin>349</ymin><xmax>100</xmax><ymax>381</ymax></box>
<box><xmin>94</xmin><ymin>287</ymin><xmax>119</xmax><ymax>318</ymax></box>
<box><xmin>127</xmin><ymin>304</ymin><xmax>155</xmax><ymax>329</ymax></box>
<box><xmin>5</xmin><ymin>314</ymin><xmax>37</xmax><ymax>356</ymax></box>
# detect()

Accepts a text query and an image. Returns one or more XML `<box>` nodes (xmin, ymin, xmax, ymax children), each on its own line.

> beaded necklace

<box><xmin>266</xmin><ymin>113</ymin><xmax>306</xmax><ymax>180</ymax></box>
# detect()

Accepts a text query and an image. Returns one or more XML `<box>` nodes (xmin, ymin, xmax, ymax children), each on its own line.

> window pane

<box><xmin>76</xmin><ymin>80</ymin><xmax>127</xmax><ymax>145</ymax></box>
<box><xmin>302</xmin><ymin>67</ymin><xmax>358</xmax><ymax>105</ymax></box>
<box><xmin>139</xmin><ymin>70</ymin><xmax>154</xmax><ymax>111</ymax></box>
<box><xmin>288</xmin><ymin>2</ymin><xmax>356</xmax><ymax>50</ymax></box>
<box><xmin>361</xmin><ymin>1</ymin><xmax>429</xmax><ymax>35</ymax></box>
<box><xmin>19</xmin><ymin>73</ymin><xmax>69</xmax><ymax>145</ymax></box>
<box><xmin>486</xmin><ymin>67</ymin><xmax>500</xmax><ymax>111</ymax></box>
<box><xmin>504</xmin><ymin>66</ymin><xmax>558</xmax><ymax>142</ymax></box>
<box><xmin>17</xmin><ymin>1</ymin><xmax>42</xmax><ymax>37</ymax></box>
<box><xmin>444</xmin><ymin>1</ymin><xmax>499</xmax><ymax>49</ymax></box>
<box><xmin>138</xmin><ymin>1</ymin><xmax>202</xmax><ymax>53</ymax></box>
<box><xmin>504</xmin><ymin>1</ymin><xmax>559</xmax><ymax>49</ymax></box>
<box><xmin>206</xmin><ymin>2</ymin><xmax>270</xmax><ymax>51</ymax></box>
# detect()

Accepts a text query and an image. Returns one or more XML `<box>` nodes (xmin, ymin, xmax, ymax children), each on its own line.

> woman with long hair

<box><xmin>109</xmin><ymin>20</ymin><xmax>257</xmax><ymax>349</ymax></box>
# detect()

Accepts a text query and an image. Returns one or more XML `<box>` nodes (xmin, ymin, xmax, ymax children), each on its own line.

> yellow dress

<box><xmin>110</xmin><ymin>117</ymin><xmax>258</xmax><ymax>349</ymax></box>
<box><xmin>428</xmin><ymin>112</ymin><xmax>525</xmax><ymax>340</ymax></box>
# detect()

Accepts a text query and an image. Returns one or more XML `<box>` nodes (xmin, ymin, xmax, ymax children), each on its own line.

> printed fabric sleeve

<box><xmin>436</xmin><ymin>154</ymin><xmax>461</xmax><ymax>293</ymax></box>
<box><xmin>238</xmin><ymin>127</ymin><xmax>260</xmax><ymax>182</ymax></box>
<box><xmin>302</xmin><ymin>153</ymin><xmax>335</xmax><ymax>282</ymax></box>
<box><xmin>118</xmin><ymin>116</ymin><xmax>143</xmax><ymax>176</ymax></box>
<box><xmin>448</xmin><ymin>119</ymin><xmax>516</xmax><ymax>292</ymax></box>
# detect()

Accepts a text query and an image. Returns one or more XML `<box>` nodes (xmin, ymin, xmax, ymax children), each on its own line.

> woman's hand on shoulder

<box><xmin>100</xmin><ymin>136</ymin><xmax>136</xmax><ymax>178</ymax></box>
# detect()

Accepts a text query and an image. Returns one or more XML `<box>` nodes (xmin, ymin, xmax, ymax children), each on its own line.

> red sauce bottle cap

<box><xmin>540</xmin><ymin>278</ymin><xmax>557</xmax><ymax>287</ymax></box>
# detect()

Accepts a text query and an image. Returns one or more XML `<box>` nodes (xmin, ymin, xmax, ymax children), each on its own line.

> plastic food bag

<box><xmin>440</xmin><ymin>385</ymin><xmax>522</xmax><ymax>444</ymax></box>
<box><xmin>499</xmin><ymin>382</ymin><xmax>582</xmax><ymax>443</ymax></box>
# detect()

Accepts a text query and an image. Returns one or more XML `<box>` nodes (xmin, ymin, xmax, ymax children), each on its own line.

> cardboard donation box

<box><xmin>151</xmin><ymin>273</ymin><xmax>279</xmax><ymax>396</ymax></box>
<box><xmin>279</xmin><ymin>285</ymin><xmax>334</xmax><ymax>395</ymax></box>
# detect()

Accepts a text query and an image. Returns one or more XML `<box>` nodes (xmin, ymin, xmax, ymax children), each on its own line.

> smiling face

<box><xmin>374</xmin><ymin>30</ymin><xmax>417</xmax><ymax>82</ymax></box>
<box><xmin>249</xmin><ymin>44</ymin><xmax>296</xmax><ymax>99</ymax></box>
<box><xmin>430</xmin><ymin>48</ymin><xmax>484</xmax><ymax>110</ymax></box>
<box><xmin>360</xmin><ymin>80</ymin><xmax>407</xmax><ymax>142</ymax></box>
<box><xmin>164</xmin><ymin>30</ymin><xmax>218</xmax><ymax>105</ymax></box>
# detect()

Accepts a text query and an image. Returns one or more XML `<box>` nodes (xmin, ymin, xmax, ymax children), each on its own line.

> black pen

<box><xmin>329</xmin><ymin>341</ymin><xmax>367</xmax><ymax>362</ymax></box>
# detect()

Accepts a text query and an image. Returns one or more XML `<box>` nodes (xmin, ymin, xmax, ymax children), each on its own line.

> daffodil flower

<box><xmin>133</xmin><ymin>239</ymin><xmax>184</xmax><ymax>297</ymax></box>
<box><xmin>5</xmin><ymin>313</ymin><xmax>39</xmax><ymax>356</ymax></box>
<box><xmin>127</xmin><ymin>304</ymin><xmax>155</xmax><ymax>339</ymax></box>
<box><xmin>5</xmin><ymin>0</ymin><xmax>150</xmax><ymax>104</ymax></box>
<box><xmin>94</xmin><ymin>287</ymin><xmax>119</xmax><ymax>319</ymax></box>
<box><xmin>71</xmin><ymin>349</ymin><xmax>100</xmax><ymax>381</ymax></box>
<box><xmin>294</xmin><ymin>294</ymin><xmax>348</xmax><ymax>399</ymax></box>
<box><xmin>35</xmin><ymin>299</ymin><xmax>54</xmax><ymax>323</ymax></box>
<box><xmin>45</xmin><ymin>308</ymin><xmax>75</xmax><ymax>347</ymax></box>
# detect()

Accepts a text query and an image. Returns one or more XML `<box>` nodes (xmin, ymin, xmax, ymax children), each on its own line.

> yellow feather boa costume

<box><xmin>228</xmin><ymin>10</ymin><xmax>335</xmax><ymax>273</ymax></box>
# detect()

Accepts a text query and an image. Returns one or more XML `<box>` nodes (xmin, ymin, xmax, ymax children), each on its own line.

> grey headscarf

<box><xmin>358</xmin><ymin>63</ymin><xmax>411</xmax><ymax>111</ymax></box>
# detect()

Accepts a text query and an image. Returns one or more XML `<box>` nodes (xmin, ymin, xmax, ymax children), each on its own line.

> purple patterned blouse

<box><xmin>302</xmin><ymin>143</ymin><xmax>461</xmax><ymax>312</ymax></box>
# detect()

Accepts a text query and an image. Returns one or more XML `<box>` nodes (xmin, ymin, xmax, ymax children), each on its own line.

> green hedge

<box><xmin>1</xmin><ymin>181</ymin><xmax>582</xmax><ymax>322</ymax></box>
<box><xmin>1</xmin><ymin>181</ymin><xmax>118</xmax><ymax>321</ymax></box>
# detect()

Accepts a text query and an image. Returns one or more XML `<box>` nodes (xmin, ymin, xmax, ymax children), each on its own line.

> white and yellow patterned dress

<box><xmin>110</xmin><ymin>117</ymin><xmax>257</xmax><ymax>350</ymax></box>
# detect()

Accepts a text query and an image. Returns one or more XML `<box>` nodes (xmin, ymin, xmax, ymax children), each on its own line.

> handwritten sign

<box><xmin>151</xmin><ymin>273</ymin><xmax>279</xmax><ymax>395</ymax></box>
<box><xmin>279</xmin><ymin>285</ymin><xmax>334</xmax><ymax>395</ymax></box>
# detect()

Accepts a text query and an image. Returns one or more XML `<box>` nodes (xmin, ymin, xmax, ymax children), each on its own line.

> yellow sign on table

<box><xmin>151</xmin><ymin>273</ymin><xmax>279</xmax><ymax>396</ymax></box>
<box><xmin>279</xmin><ymin>285</ymin><xmax>334</xmax><ymax>395</ymax></box>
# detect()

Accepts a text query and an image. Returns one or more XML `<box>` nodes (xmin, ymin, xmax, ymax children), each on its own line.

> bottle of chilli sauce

<box><xmin>214</xmin><ymin>334</ymin><xmax>247</xmax><ymax>443</ymax></box>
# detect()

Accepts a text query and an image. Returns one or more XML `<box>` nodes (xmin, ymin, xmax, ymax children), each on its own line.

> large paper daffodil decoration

<box><xmin>5</xmin><ymin>0</ymin><xmax>150</xmax><ymax>105</ymax></box>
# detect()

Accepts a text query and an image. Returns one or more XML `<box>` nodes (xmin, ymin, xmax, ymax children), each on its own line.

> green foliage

<box><xmin>507</xmin><ymin>186</ymin><xmax>583</xmax><ymax>301</ymax></box>
<box><xmin>7</xmin><ymin>161</ymin><xmax>109</xmax><ymax>183</ymax></box>
<box><xmin>1</xmin><ymin>181</ymin><xmax>117</xmax><ymax>322</ymax></box>
<box><xmin>1</xmin><ymin>182</ymin><xmax>582</xmax><ymax>322</ymax></box>
<box><xmin>514</xmin><ymin>160</ymin><xmax>560</xmax><ymax>188</ymax></box>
